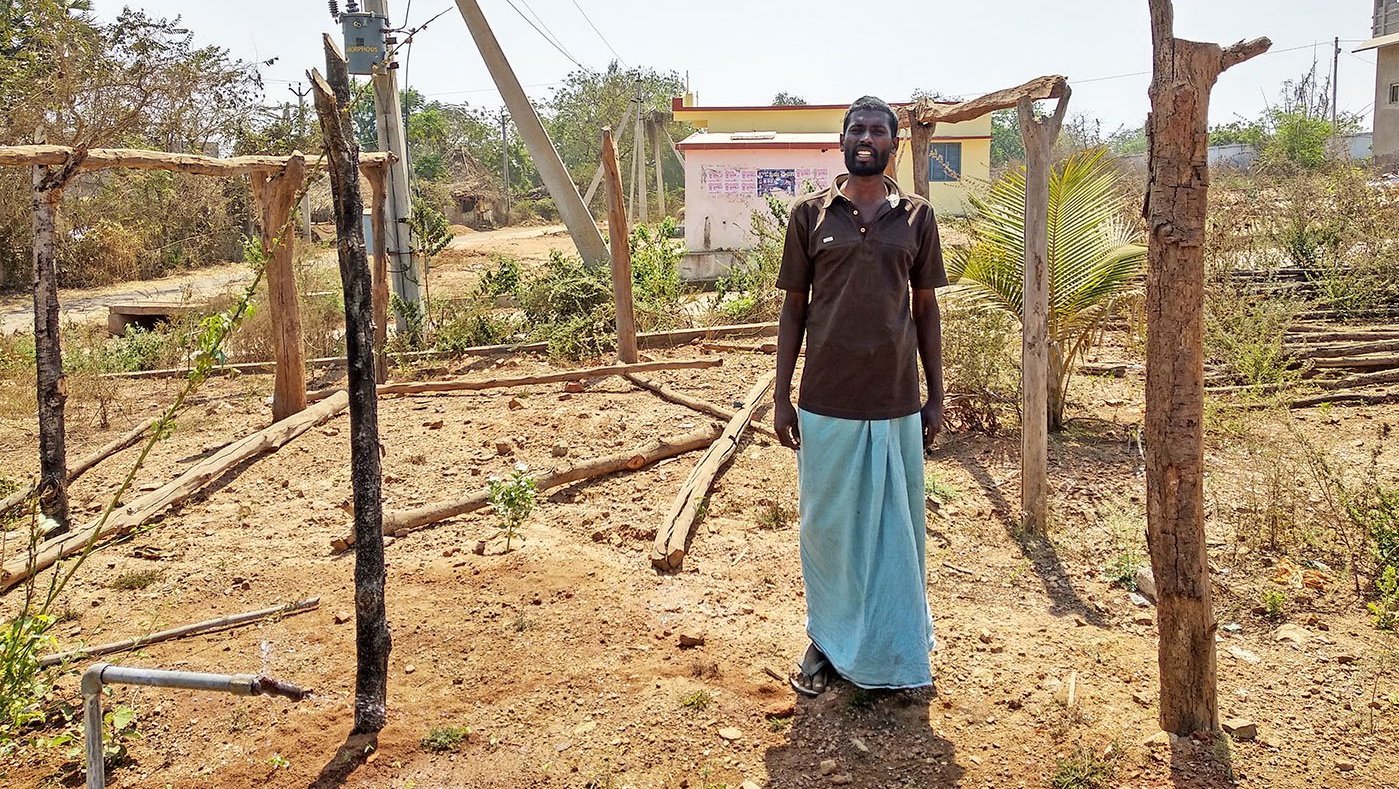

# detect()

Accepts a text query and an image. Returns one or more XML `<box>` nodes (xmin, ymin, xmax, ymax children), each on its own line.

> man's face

<box><xmin>841</xmin><ymin>109</ymin><xmax>895</xmax><ymax>177</ymax></box>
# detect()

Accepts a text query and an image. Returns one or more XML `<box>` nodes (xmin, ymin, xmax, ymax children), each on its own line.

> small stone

<box><xmin>1221</xmin><ymin>718</ymin><xmax>1257</xmax><ymax>741</ymax></box>
<box><xmin>1273</xmin><ymin>623</ymin><xmax>1311</xmax><ymax>646</ymax></box>
<box><xmin>404</xmin><ymin>664</ymin><xmax>416</xmax><ymax>674</ymax></box>
<box><xmin>1134</xmin><ymin>566</ymin><xmax>1158</xmax><ymax>601</ymax></box>
<box><xmin>473</xmin><ymin>540</ymin><xmax>487</xmax><ymax>555</ymax></box>
<box><xmin>334</xmin><ymin>611</ymin><xmax>352</xmax><ymax>625</ymax></box>
<box><xmin>1132</xmin><ymin>691</ymin><xmax>1152</xmax><ymax>706</ymax></box>
<box><xmin>1133</xmin><ymin>613</ymin><xmax>1155</xmax><ymax>626</ymax></box>
<box><xmin>507</xmin><ymin>398</ymin><xmax>524</xmax><ymax>411</ymax></box>
<box><xmin>819</xmin><ymin>759</ymin><xmax>838</xmax><ymax>775</ymax></box>
<box><xmin>978</xmin><ymin>629</ymin><xmax>994</xmax><ymax>644</ymax></box>
<box><xmin>1129</xmin><ymin>592</ymin><xmax>1151</xmax><ymax>607</ymax></box>
<box><xmin>1221</xmin><ymin>622</ymin><xmax>1243</xmax><ymax>633</ymax></box>
<box><xmin>718</xmin><ymin>727</ymin><xmax>742</xmax><ymax>741</ymax></box>
<box><xmin>1336</xmin><ymin>759</ymin><xmax>1356</xmax><ymax>772</ymax></box>
<box><xmin>574</xmin><ymin>721</ymin><xmax>596</xmax><ymax>735</ymax></box>
<box><xmin>1227</xmin><ymin>646</ymin><xmax>1261</xmax><ymax>665</ymax></box>
<box><xmin>850</xmin><ymin>737</ymin><xmax>870</xmax><ymax>756</ymax></box>
<box><xmin>678</xmin><ymin>630</ymin><xmax>707</xmax><ymax>648</ymax></box>
<box><xmin>564</xmin><ymin>381</ymin><xmax>585</xmax><ymax>393</ymax></box>
<box><xmin>495</xmin><ymin>441</ymin><xmax>513</xmax><ymax>456</ymax></box>
<box><xmin>741</xmin><ymin>782</ymin><xmax>761</xmax><ymax>789</ymax></box>
<box><xmin>1336</xmin><ymin>653</ymin><xmax>1359</xmax><ymax>665</ymax></box>
<box><xmin>829</xmin><ymin>775</ymin><xmax>852</xmax><ymax>786</ymax></box>
<box><xmin>1142</xmin><ymin>730</ymin><xmax>1177</xmax><ymax>747</ymax></box>
<box><xmin>551</xmin><ymin>444</ymin><xmax>569</xmax><ymax>457</ymax></box>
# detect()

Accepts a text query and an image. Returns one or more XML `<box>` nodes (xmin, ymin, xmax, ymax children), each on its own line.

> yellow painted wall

<box><xmin>674</xmin><ymin>99</ymin><xmax>992</xmax><ymax>215</ymax></box>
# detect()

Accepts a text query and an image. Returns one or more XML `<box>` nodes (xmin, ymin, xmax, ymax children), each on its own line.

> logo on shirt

<box><xmin>822</xmin><ymin>236</ymin><xmax>834</xmax><ymax>243</ymax></box>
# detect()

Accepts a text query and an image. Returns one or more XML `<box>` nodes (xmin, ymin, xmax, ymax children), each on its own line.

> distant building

<box><xmin>1357</xmin><ymin>0</ymin><xmax>1399</xmax><ymax>166</ymax></box>
<box><xmin>671</xmin><ymin>94</ymin><xmax>991</xmax><ymax>279</ymax></box>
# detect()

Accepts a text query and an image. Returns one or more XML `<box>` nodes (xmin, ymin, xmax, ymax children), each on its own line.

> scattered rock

<box><xmin>1132</xmin><ymin>691</ymin><xmax>1152</xmax><ymax>707</ymax></box>
<box><xmin>1221</xmin><ymin>718</ymin><xmax>1257</xmax><ymax>741</ymax></box>
<box><xmin>850</xmin><ymin>737</ymin><xmax>871</xmax><ymax>756</ymax></box>
<box><xmin>1336</xmin><ymin>759</ymin><xmax>1356</xmax><ymax>772</ymax></box>
<box><xmin>717</xmin><ymin>727</ymin><xmax>742</xmax><ymax>741</ymax></box>
<box><xmin>1133</xmin><ymin>613</ymin><xmax>1155</xmax><ymax>626</ymax></box>
<box><xmin>564</xmin><ymin>381</ymin><xmax>585</xmax><ymax>393</ymax></box>
<box><xmin>494</xmin><ymin>441</ymin><xmax>513</xmax><ymax>456</ymax></box>
<box><xmin>1221</xmin><ymin>622</ymin><xmax>1243</xmax><ymax>634</ymax></box>
<box><xmin>1227</xmin><ymin>646</ymin><xmax>1261</xmax><ymax>665</ymax></box>
<box><xmin>829</xmin><ymin>775</ymin><xmax>852</xmax><ymax>786</ymax></box>
<box><xmin>551</xmin><ymin>444</ymin><xmax>569</xmax><ymax>457</ymax></box>
<box><xmin>1273</xmin><ymin>623</ymin><xmax>1311</xmax><ymax>646</ymax></box>
<box><xmin>574</xmin><ymin>721</ymin><xmax>596</xmax><ymax>735</ymax></box>
<box><xmin>678</xmin><ymin>630</ymin><xmax>707</xmax><ymax>648</ymax></box>
<box><xmin>334</xmin><ymin>611</ymin><xmax>352</xmax><ymax>625</ymax></box>
<box><xmin>1336</xmin><ymin>653</ymin><xmax>1359</xmax><ymax>665</ymax></box>
<box><xmin>1134</xmin><ymin>566</ymin><xmax>1158</xmax><ymax>601</ymax></box>
<box><xmin>507</xmin><ymin>398</ymin><xmax>524</xmax><ymax>411</ymax></box>
<box><xmin>1129</xmin><ymin>592</ymin><xmax>1151</xmax><ymax>607</ymax></box>
<box><xmin>1142</xmin><ymin>730</ymin><xmax>1177</xmax><ymax>747</ymax></box>
<box><xmin>819</xmin><ymin>759</ymin><xmax>838</xmax><ymax>775</ymax></box>
<box><xmin>404</xmin><ymin>664</ymin><xmax>416</xmax><ymax>675</ymax></box>
<box><xmin>473</xmin><ymin>540</ymin><xmax>487</xmax><ymax>555</ymax></box>
<box><xmin>741</xmin><ymin>782</ymin><xmax>761</xmax><ymax>789</ymax></box>
<box><xmin>978</xmin><ymin>629</ymin><xmax>994</xmax><ymax>644</ymax></box>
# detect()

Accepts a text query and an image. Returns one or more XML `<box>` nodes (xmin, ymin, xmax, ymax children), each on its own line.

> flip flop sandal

<box><xmin>790</xmin><ymin>643</ymin><xmax>833</xmax><ymax>697</ymax></box>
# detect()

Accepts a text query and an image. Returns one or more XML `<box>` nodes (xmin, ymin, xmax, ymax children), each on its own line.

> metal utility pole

<box><xmin>289</xmin><ymin>82</ymin><xmax>315</xmax><ymax>241</ymax></box>
<box><xmin>500</xmin><ymin>107</ymin><xmax>511</xmax><ymax>222</ymax></box>
<box><xmin>634</xmin><ymin>84</ymin><xmax>648</xmax><ymax>223</ymax></box>
<box><xmin>453</xmin><ymin>0</ymin><xmax>609</xmax><ymax>269</ymax></box>
<box><xmin>362</xmin><ymin>0</ymin><xmax>421</xmax><ymax>314</ymax></box>
<box><xmin>1332</xmin><ymin>36</ymin><xmax>1340</xmax><ymax>127</ymax></box>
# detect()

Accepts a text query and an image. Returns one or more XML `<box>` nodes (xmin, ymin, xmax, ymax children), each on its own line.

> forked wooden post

<box><xmin>1144</xmin><ymin>0</ymin><xmax>1269</xmax><ymax>735</ymax></box>
<box><xmin>251</xmin><ymin>154</ymin><xmax>309</xmax><ymax>421</ymax></box>
<box><xmin>909</xmin><ymin>121</ymin><xmax>934</xmax><ymax>200</ymax></box>
<box><xmin>601</xmin><ymin>127</ymin><xmax>639</xmax><ymax>364</ymax></box>
<box><xmin>1016</xmin><ymin>89</ymin><xmax>1071</xmax><ymax>534</ymax></box>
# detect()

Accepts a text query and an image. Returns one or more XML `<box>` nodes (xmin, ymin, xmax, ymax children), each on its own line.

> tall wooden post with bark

<box><xmin>1017</xmin><ymin>90</ymin><xmax>1070</xmax><ymax>534</ymax></box>
<box><xmin>1144</xmin><ymin>0</ymin><xmax>1269</xmax><ymax>735</ymax></box>
<box><xmin>311</xmin><ymin>34</ymin><xmax>392</xmax><ymax>737</ymax></box>
<box><xmin>250</xmin><ymin>154</ymin><xmax>309</xmax><ymax>422</ymax></box>
<box><xmin>601</xmin><ymin>128</ymin><xmax>639</xmax><ymax>364</ymax></box>
<box><xmin>31</xmin><ymin>150</ymin><xmax>86</xmax><ymax>531</ymax></box>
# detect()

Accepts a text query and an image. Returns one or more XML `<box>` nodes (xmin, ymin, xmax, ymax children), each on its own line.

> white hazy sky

<box><xmin>94</xmin><ymin>0</ymin><xmax>1380</xmax><ymax>133</ymax></box>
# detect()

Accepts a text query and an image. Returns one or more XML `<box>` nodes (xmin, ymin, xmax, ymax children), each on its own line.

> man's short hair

<box><xmin>842</xmin><ymin>96</ymin><xmax>899</xmax><ymax>137</ymax></box>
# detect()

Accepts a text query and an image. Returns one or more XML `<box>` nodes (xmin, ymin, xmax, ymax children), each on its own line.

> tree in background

<box><xmin>772</xmin><ymin>92</ymin><xmax>807</xmax><ymax>106</ymax></box>
<box><xmin>990</xmin><ymin>109</ymin><xmax>1025</xmax><ymax>167</ymax></box>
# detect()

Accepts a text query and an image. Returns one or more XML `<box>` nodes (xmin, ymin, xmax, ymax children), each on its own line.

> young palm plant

<box><xmin>946</xmin><ymin>147</ymin><xmax>1145</xmax><ymax>431</ymax></box>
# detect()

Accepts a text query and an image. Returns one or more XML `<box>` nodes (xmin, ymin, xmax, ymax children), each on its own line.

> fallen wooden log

<box><xmin>1293</xmin><ymin>339</ymin><xmax>1399</xmax><ymax>359</ymax></box>
<box><xmin>0</xmin><ymin>392</ymin><xmax>350</xmax><ymax>594</ymax></box>
<box><xmin>305</xmin><ymin>357</ymin><xmax>723</xmax><ymax>403</ymax></box>
<box><xmin>1316</xmin><ymin>367</ymin><xmax>1399</xmax><ymax>391</ymax></box>
<box><xmin>0</xmin><ymin>415</ymin><xmax>161</xmax><ymax>518</ymax></box>
<box><xmin>1307</xmin><ymin>355</ymin><xmax>1399</xmax><ymax>370</ymax></box>
<box><xmin>652</xmin><ymin>371</ymin><xmax>776</xmax><ymax>571</ymax></box>
<box><xmin>700</xmin><ymin>342</ymin><xmax>778</xmax><ymax>355</ymax></box>
<box><xmin>37</xmin><ymin>597</ymin><xmax>320</xmax><ymax>667</ymax></box>
<box><xmin>331</xmin><ymin>424</ymin><xmax>722</xmax><ymax>551</ymax></box>
<box><xmin>1078</xmin><ymin>362</ymin><xmax>1142</xmax><ymax>377</ymax></box>
<box><xmin>638</xmin><ymin>322</ymin><xmax>779</xmax><ymax>349</ymax></box>
<box><xmin>625</xmin><ymin>374</ymin><xmax>777</xmax><ymax>440</ymax></box>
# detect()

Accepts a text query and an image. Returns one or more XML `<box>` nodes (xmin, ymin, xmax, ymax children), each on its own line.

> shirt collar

<box><xmin>821</xmin><ymin>173</ymin><xmax>907</xmax><ymax>210</ymax></box>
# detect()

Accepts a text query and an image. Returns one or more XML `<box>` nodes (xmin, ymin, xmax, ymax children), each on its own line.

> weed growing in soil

<box><xmin>1048</xmin><ymin>742</ymin><xmax>1119</xmax><ymax>789</ymax></box>
<box><xmin>755</xmin><ymin>501</ymin><xmax>793</xmax><ymax>531</ymax></box>
<box><xmin>268</xmin><ymin>752</ymin><xmax>291</xmax><ymax>769</ymax></box>
<box><xmin>1260</xmin><ymin>587</ymin><xmax>1288</xmax><ymax>620</ymax></box>
<box><xmin>679</xmin><ymin>690</ymin><xmax>711</xmax><ymax>711</ymax></box>
<box><xmin>1103</xmin><ymin>550</ymin><xmax>1144</xmax><ymax>591</ymax></box>
<box><xmin>768</xmin><ymin>715</ymin><xmax>792</xmax><ymax>733</ymax></box>
<box><xmin>925</xmin><ymin>471</ymin><xmax>959</xmax><ymax>505</ymax></box>
<box><xmin>476</xmin><ymin>254</ymin><xmax>522</xmax><ymax>297</ymax></box>
<box><xmin>488</xmin><ymin>463</ymin><xmax>536</xmax><ymax>551</ymax></box>
<box><xmin>711</xmin><ymin>195</ymin><xmax>787</xmax><ymax>323</ymax></box>
<box><xmin>421</xmin><ymin>724</ymin><xmax>472</xmax><ymax>752</ymax></box>
<box><xmin>109</xmin><ymin>569</ymin><xmax>162</xmax><ymax>591</ymax></box>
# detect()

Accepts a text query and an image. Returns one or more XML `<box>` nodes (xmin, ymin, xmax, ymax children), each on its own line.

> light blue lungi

<box><xmin>797</xmin><ymin>408</ymin><xmax>935</xmax><ymax>689</ymax></box>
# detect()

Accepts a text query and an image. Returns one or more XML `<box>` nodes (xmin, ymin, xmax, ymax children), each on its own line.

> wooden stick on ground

<box><xmin>0</xmin><ymin>415</ymin><xmax>161</xmax><ymax>518</ymax></box>
<box><xmin>38</xmin><ymin>597</ymin><xmax>320</xmax><ymax>667</ymax></box>
<box><xmin>624</xmin><ymin>374</ymin><xmax>777</xmax><ymax>440</ymax></box>
<box><xmin>651</xmin><ymin>371</ymin><xmax>776</xmax><ymax>571</ymax></box>
<box><xmin>0</xmin><ymin>391</ymin><xmax>350</xmax><ymax>594</ymax></box>
<box><xmin>332</xmin><ymin>424</ymin><xmax>722</xmax><ymax>551</ymax></box>
<box><xmin>305</xmin><ymin>357</ymin><xmax>723</xmax><ymax>403</ymax></box>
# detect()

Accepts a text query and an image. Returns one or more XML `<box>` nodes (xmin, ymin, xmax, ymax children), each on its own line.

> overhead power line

<box><xmin>499</xmin><ymin>0</ymin><xmax>594</xmax><ymax>73</ymax></box>
<box><xmin>570</xmin><ymin>0</ymin><xmax>626</xmax><ymax>66</ymax></box>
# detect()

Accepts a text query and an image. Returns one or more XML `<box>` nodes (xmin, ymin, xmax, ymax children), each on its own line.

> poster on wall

<box><xmin>757</xmin><ymin>168</ymin><xmax>796</xmax><ymax>196</ymax></box>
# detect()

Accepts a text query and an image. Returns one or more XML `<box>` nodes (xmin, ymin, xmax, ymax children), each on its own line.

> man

<box><xmin>774</xmin><ymin>96</ymin><xmax>946</xmax><ymax>695</ymax></box>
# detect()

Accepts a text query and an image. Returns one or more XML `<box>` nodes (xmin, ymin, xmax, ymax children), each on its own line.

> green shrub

<box><xmin>476</xmin><ymin>254</ymin><xmax>522</xmax><ymax>297</ymax></box>
<box><xmin>712</xmin><ymin>195</ymin><xmax>787</xmax><ymax>323</ymax></box>
<box><xmin>1203</xmin><ymin>291</ymin><xmax>1301</xmax><ymax>387</ymax></box>
<box><xmin>433</xmin><ymin>298</ymin><xmax>520</xmax><ymax>352</ymax></box>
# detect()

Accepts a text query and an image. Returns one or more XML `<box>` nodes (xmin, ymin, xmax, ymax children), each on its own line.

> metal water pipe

<box><xmin>81</xmin><ymin>663</ymin><xmax>308</xmax><ymax>789</ymax></box>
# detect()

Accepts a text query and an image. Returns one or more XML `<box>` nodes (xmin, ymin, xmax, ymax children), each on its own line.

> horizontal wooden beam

<box><xmin>0</xmin><ymin>145</ymin><xmax>393</xmax><ymax>177</ymax></box>
<box><xmin>906</xmin><ymin>75</ymin><xmax>1068</xmax><ymax>126</ymax></box>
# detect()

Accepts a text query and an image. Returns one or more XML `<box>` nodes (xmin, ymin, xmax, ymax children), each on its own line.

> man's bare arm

<box><xmin>774</xmin><ymin>289</ymin><xmax>808</xmax><ymax>450</ymax></box>
<box><xmin>912</xmin><ymin>288</ymin><xmax>944</xmax><ymax>448</ymax></box>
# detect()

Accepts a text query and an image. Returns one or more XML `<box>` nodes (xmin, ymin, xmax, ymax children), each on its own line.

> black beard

<box><xmin>844</xmin><ymin>145</ymin><xmax>889</xmax><ymax>176</ymax></box>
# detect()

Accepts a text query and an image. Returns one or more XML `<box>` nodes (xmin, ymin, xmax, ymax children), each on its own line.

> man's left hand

<box><xmin>920</xmin><ymin>397</ymin><xmax>944</xmax><ymax>450</ymax></box>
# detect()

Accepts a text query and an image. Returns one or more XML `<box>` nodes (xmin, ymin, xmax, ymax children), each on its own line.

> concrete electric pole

<box><xmin>453</xmin><ymin>0</ymin><xmax>610</xmax><ymax>269</ymax></box>
<box><xmin>500</xmin><ymin>107</ymin><xmax>511</xmax><ymax>221</ymax></box>
<box><xmin>289</xmin><ymin>82</ymin><xmax>315</xmax><ymax>241</ymax></box>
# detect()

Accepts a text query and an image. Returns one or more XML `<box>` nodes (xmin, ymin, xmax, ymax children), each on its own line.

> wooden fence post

<box><xmin>30</xmin><ymin>149</ymin><xmax>86</xmax><ymax>532</ymax></box>
<box><xmin>311</xmin><ymin>33</ymin><xmax>393</xmax><ymax>737</ymax></box>
<box><xmin>252</xmin><ymin>154</ymin><xmax>309</xmax><ymax>421</ymax></box>
<box><xmin>1144</xmin><ymin>0</ymin><xmax>1269</xmax><ymax>735</ymax></box>
<box><xmin>1016</xmin><ymin>90</ymin><xmax>1071</xmax><ymax>534</ymax></box>
<box><xmin>601</xmin><ymin>128</ymin><xmax>639</xmax><ymax>364</ymax></box>
<box><xmin>910</xmin><ymin>121</ymin><xmax>935</xmax><ymax>200</ymax></box>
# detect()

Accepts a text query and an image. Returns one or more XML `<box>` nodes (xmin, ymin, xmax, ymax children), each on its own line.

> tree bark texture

<box><xmin>1144</xmin><ymin>0</ymin><xmax>1269</xmax><ymax>735</ymax></box>
<box><xmin>601</xmin><ymin>127</ymin><xmax>639</xmax><ymax>363</ymax></box>
<box><xmin>251</xmin><ymin>155</ymin><xmax>309</xmax><ymax>422</ymax></box>
<box><xmin>312</xmin><ymin>33</ymin><xmax>392</xmax><ymax>737</ymax></box>
<box><xmin>910</xmin><ymin>122</ymin><xmax>934</xmax><ymax>201</ymax></box>
<box><xmin>1016</xmin><ymin>90</ymin><xmax>1070</xmax><ymax>534</ymax></box>
<box><xmin>31</xmin><ymin>151</ymin><xmax>85</xmax><ymax>530</ymax></box>
<box><xmin>366</xmin><ymin>167</ymin><xmax>391</xmax><ymax>384</ymax></box>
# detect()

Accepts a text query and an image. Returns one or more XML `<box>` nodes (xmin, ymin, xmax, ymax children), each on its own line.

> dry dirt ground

<box><xmin>0</xmin><ymin>235</ymin><xmax>1396</xmax><ymax>789</ymax></box>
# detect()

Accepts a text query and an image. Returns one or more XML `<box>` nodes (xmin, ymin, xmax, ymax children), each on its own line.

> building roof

<box><xmin>676</xmin><ymin>132</ymin><xmax>840</xmax><ymax>151</ymax></box>
<box><xmin>1355</xmin><ymin>31</ymin><xmax>1399</xmax><ymax>51</ymax></box>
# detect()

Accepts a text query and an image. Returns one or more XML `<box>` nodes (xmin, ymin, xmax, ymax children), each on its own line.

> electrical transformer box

<box><xmin>342</xmin><ymin>12</ymin><xmax>388</xmax><ymax>75</ymax></box>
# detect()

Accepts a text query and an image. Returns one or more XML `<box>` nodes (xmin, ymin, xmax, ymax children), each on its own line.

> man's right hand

<box><xmin>774</xmin><ymin>398</ymin><xmax>800</xmax><ymax>450</ymax></box>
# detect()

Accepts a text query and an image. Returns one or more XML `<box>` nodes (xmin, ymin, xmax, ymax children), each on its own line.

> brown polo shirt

<box><xmin>775</xmin><ymin>175</ymin><xmax>946</xmax><ymax>421</ymax></box>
